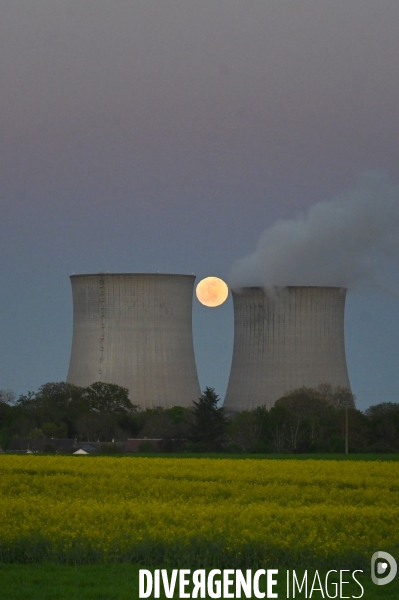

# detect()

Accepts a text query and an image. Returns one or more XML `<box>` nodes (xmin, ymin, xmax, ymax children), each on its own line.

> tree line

<box><xmin>0</xmin><ymin>382</ymin><xmax>398</xmax><ymax>453</ymax></box>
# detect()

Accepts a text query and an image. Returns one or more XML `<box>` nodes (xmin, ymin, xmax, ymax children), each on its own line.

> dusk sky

<box><xmin>1</xmin><ymin>0</ymin><xmax>399</xmax><ymax>410</ymax></box>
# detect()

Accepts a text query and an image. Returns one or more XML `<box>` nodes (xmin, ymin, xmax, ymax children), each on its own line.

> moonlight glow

<box><xmin>196</xmin><ymin>277</ymin><xmax>229</xmax><ymax>307</ymax></box>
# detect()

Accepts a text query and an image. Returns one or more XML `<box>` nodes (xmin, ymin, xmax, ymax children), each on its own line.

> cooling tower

<box><xmin>224</xmin><ymin>286</ymin><xmax>351</xmax><ymax>411</ymax></box>
<box><xmin>67</xmin><ymin>273</ymin><xmax>201</xmax><ymax>409</ymax></box>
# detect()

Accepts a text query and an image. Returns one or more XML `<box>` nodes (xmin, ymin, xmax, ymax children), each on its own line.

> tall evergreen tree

<box><xmin>191</xmin><ymin>387</ymin><xmax>227</xmax><ymax>451</ymax></box>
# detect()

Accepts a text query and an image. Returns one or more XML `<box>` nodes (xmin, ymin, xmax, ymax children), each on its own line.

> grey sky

<box><xmin>1</xmin><ymin>1</ymin><xmax>399</xmax><ymax>409</ymax></box>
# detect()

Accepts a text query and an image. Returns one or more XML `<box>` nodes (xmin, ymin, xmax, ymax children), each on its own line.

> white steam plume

<box><xmin>229</xmin><ymin>172</ymin><xmax>399</xmax><ymax>293</ymax></box>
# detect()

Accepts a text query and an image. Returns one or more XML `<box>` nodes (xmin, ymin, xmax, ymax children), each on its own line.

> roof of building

<box><xmin>7</xmin><ymin>438</ymin><xmax>79</xmax><ymax>452</ymax></box>
<box><xmin>79</xmin><ymin>444</ymin><xmax>99</xmax><ymax>453</ymax></box>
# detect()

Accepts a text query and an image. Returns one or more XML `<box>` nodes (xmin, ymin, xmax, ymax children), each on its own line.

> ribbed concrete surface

<box><xmin>224</xmin><ymin>286</ymin><xmax>351</xmax><ymax>410</ymax></box>
<box><xmin>67</xmin><ymin>273</ymin><xmax>200</xmax><ymax>409</ymax></box>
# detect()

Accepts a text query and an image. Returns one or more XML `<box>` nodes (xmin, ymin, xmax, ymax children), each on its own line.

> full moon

<box><xmin>196</xmin><ymin>276</ymin><xmax>229</xmax><ymax>307</ymax></box>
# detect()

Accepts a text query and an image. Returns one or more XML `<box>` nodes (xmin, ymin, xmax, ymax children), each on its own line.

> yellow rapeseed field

<box><xmin>0</xmin><ymin>456</ymin><xmax>398</xmax><ymax>566</ymax></box>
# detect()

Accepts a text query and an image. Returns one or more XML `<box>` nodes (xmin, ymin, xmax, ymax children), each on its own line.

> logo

<box><xmin>371</xmin><ymin>551</ymin><xmax>397</xmax><ymax>586</ymax></box>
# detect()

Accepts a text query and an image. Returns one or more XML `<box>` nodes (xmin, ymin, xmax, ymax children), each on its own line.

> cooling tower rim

<box><xmin>69</xmin><ymin>272</ymin><xmax>196</xmax><ymax>279</ymax></box>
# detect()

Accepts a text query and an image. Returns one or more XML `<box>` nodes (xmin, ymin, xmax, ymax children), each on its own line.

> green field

<box><xmin>0</xmin><ymin>454</ymin><xmax>398</xmax><ymax>598</ymax></box>
<box><xmin>104</xmin><ymin>452</ymin><xmax>399</xmax><ymax>460</ymax></box>
<box><xmin>5</xmin><ymin>452</ymin><xmax>399</xmax><ymax>460</ymax></box>
<box><xmin>0</xmin><ymin>564</ymin><xmax>397</xmax><ymax>599</ymax></box>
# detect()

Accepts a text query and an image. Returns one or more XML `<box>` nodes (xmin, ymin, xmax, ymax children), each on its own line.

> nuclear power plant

<box><xmin>67</xmin><ymin>276</ymin><xmax>352</xmax><ymax>412</ymax></box>
<box><xmin>223</xmin><ymin>286</ymin><xmax>351</xmax><ymax>411</ymax></box>
<box><xmin>66</xmin><ymin>273</ymin><xmax>201</xmax><ymax>409</ymax></box>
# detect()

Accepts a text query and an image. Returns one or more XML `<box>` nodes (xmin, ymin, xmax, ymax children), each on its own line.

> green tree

<box><xmin>275</xmin><ymin>388</ymin><xmax>332</xmax><ymax>452</ymax></box>
<box><xmin>267</xmin><ymin>404</ymin><xmax>290</xmax><ymax>453</ymax></box>
<box><xmin>76</xmin><ymin>382</ymin><xmax>134</xmax><ymax>441</ymax></box>
<box><xmin>139</xmin><ymin>407</ymin><xmax>175</xmax><ymax>439</ymax></box>
<box><xmin>0</xmin><ymin>396</ymin><xmax>13</xmax><ymax>449</ymax></box>
<box><xmin>365</xmin><ymin>402</ymin><xmax>399</xmax><ymax>452</ymax></box>
<box><xmin>0</xmin><ymin>398</ymin><xmax>12</xmax><ymax>428</ymax></box>
<box><xmin>28</xmin><ymin>427</ymin><xmax>45</xmax><ymax>438</ymax></box>
<box><xmin>117</xmin><ymin>410</ymin><xmax>144</xmax><ymax>438</ymax></box>
<box><xmin>137</xmin><ymin>406</ymin><xmax>192</xmax><ymax>449</ymax></box>
<box><xmin>228</xmin><ymin>407</ymin><xmax>268</xmax><ymax>452</ymax></box>
<box><xmin>42</xmin><ymin>421</ymin><xmax>68</xmax><ymax>438</ymax></box>
<box><xmin>0</xmin><ymin>381</ymin><xmax>134</xmax><ymax>444</ymax></box>
<box><xmin>316</xmin><ymin>383</ymin><xmax>356</xmax><ymax>409</ymax></box>
<box><xmin>340</xmin><ymin>408</ymin><xmax>370</xmax><ymax>453</ymax></box>
<box><xmin>316</xmin><ymin>384</ymin><xmax>356</xmax><ymax>454</ymax></box>
<box><xmin>15</xmin><ymin>383</ymin><xmax>86</xmax><ymax>439</ymax></box>
<box><xmin>191</xmin><ymin>387</ymin><xmax>227</xmax><ymax>452</ymax></box>
<box><xmin>2</xmin><ymin>392</ymin><xmax>38</xmax><ymax>440</ymax></box>
<box><xmin>35</xmin><ymin>382</ymin><xmax>85</xmax><ymax>411</ymax></box>
<box><xmin>0</xmin><ymin>389</ymin><xmax>16</xmax><ymax>405</ymax></box>
<box><xmin>85</xmin><ymin>382</ymin><xmax>132</xmax><ymax>415</ymax></box>
<box><xmin>76</xmin><ymin>411</ymin><xmax>121</xmax><ymax>442</ymax></box>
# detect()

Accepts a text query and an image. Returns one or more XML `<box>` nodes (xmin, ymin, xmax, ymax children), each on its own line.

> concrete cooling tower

<box><xmin>67</xmin><ymin>273</ymin><xmax>201</xmax><ymax>409</ymax></box>
<box><xmin>224</xmin><ymin>286</ymin><xmax>351</xmax><ymax>411</ymax></box>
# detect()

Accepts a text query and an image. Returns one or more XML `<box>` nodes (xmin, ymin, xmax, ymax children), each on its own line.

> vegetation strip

<box><xmin>1</xmin><ymin>564</ymin><xmax>399</xmax><ymax>600</ymax></box>
<box><xmin>0</xmin><ymin>456</ymin><xmax>398</xmax><ymax>567</ymax></box>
